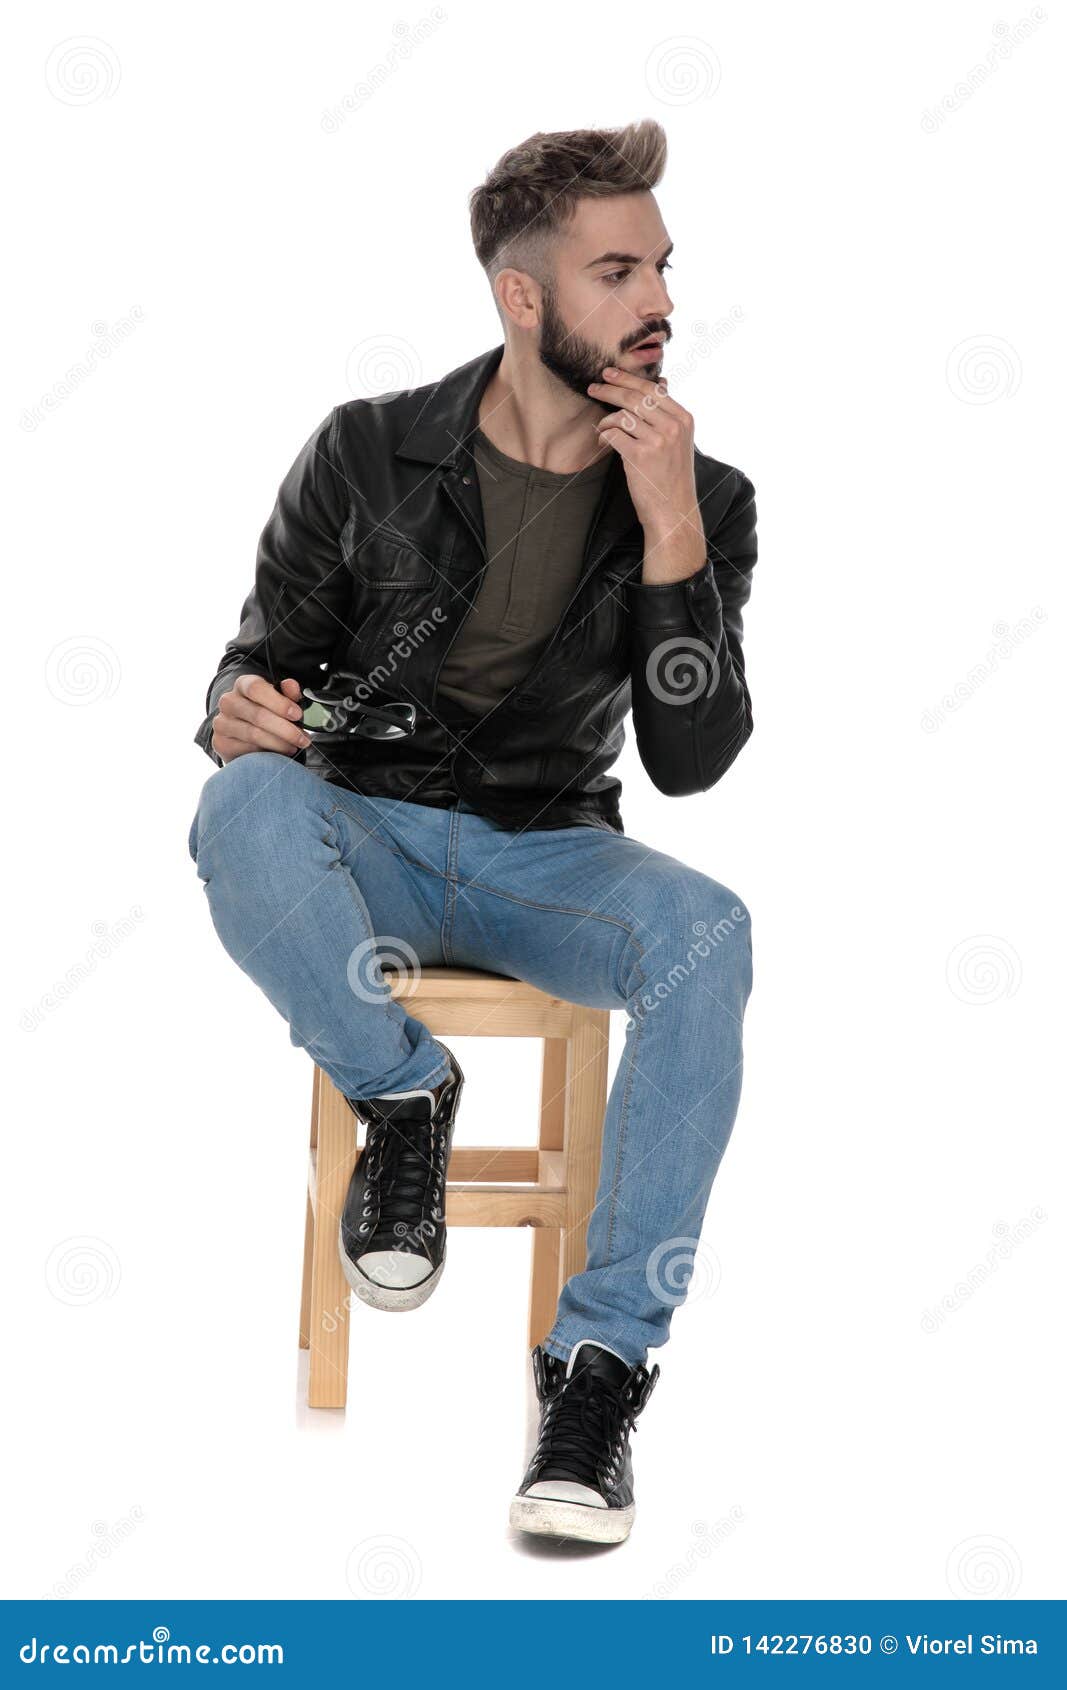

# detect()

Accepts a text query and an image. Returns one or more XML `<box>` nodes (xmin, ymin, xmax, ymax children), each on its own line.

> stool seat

<box><xmin>299</xmin><ymin>967</ymin><xmax>609</xmax><ymax>1408</ymax></box>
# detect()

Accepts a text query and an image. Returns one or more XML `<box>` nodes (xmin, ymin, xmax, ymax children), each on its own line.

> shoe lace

<box><xmin>533</xmin><ymin>1371</ymin><xmax>632</xmax><ymax>1491</ymax></box>
<box><xmin>363</xmin><ymin>1116</ymin><xmax>446</xmax><ymax>1241</ymax></box>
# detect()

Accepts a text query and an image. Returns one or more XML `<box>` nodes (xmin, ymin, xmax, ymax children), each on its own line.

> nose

<box><xmin>638</xmin><ymin>283</ymin><xmax>673</xmax><ymax>335</ymax></box>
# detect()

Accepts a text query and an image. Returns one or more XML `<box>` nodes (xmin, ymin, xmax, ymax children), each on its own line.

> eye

<box><xmin>602</xmin><ymin>259</ymin><xmax>672</xmax><ymax>286</ymax></box>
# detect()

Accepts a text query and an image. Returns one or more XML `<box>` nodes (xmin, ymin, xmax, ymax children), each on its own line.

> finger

<box><xmin>215</xmin><ymin>707</ymin><xmax>304</xmax><ymax>752</ymax></box>
<box><xmin>279</xmin><ymin>676</ymin><xmax>303</xmax><ymax>707</ymax></box>
<box><xmin>597</xmin><ymin>425</ymin><xmax>638</xmax><ymax>460</ymax></box>
<box><xmin>590</xmin><ymin>380</ymin><xmax>680</xmax><ymax>424</ymax></box>
<box><xmin>587</xmin><ymin>383</ymin><xmax>675</xmax><ymax>434</ymax></box>
<box><xmin>235</xmin><ymin>672</ymin><xmax>303</xmax><ymax>722</ymax></box>
<box><xmin>594</xmin><ymin>407</ymin><xmax>649</xmax><ymax>439</ymax></box>
<box><xmin>214</xmin><ymin>721</ymin><xmax>302</xmax><ymax>759</ymax></box>
<box><xmin>220</xmin><ymin>690</ymin><xmax>309</xmax><ymax>749</ymax></box>
<box><xmin>594</xmin><ymin>368</ymin><xmax>687</xmax><ymax>419</ymax></box>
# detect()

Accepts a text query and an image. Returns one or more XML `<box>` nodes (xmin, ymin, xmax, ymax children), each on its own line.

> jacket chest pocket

<box><xmin>341</xmin><ymin>511</ymin><xmax>446</xmax><ymax>590</ymax></box>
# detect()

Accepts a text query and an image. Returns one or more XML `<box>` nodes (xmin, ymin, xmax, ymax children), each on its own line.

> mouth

<box><xmin>627</xmin><ymin>333</ymin><xmax>666</xmax><ymax>360</ymax></box>
<box><xmin>628</xmin><ymin>336</ymin><xmax>665</xmax><ymax>364</ymax></box>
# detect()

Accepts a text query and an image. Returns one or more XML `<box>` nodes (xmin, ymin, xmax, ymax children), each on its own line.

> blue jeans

<box><xmin>186</xmin><ymin>753</ymin><xmax>753</xmax><ymax>1366</ymax></box>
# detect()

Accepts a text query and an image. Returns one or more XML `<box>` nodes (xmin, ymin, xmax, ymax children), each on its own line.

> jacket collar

<box><xmin>395</xmin><ymin>343</ymin><xmax>505</xmax><ymax>468</ymax></box>
<box><xmin>395</xmin><ymin>342</ymin><xmax>643</xmax><ymax>551</ymax></box>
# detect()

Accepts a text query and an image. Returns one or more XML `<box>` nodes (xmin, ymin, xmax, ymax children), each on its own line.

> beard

<box><xmin>537</xmin><ymin>286</ymin><xmax>662</xmax><ymax>410</ymax></box>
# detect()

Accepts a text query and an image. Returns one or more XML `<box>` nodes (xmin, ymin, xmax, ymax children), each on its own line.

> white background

<box><xmin>4</xmin><ymin>1</ymin><xmax>1063</xmax><ymax>1603</ymax></box>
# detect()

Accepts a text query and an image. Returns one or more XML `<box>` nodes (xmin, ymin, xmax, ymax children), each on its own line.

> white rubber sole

<box><xmin>509</xmin><ymin>1494</ymin><xmax>635</xmax><ymax>1544</ymax></box>
<box><xmin>337</xmin><ymin>1223</ymin><xmax>444</xmax><ymax>1311</ymax></box>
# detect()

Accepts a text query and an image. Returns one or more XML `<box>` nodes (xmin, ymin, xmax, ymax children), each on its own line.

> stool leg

<box><xmin>529</xmin><ymin>1037</ymin><xmax>566</xmax><ymax>1348</ymax></box>
<box><xmin>307</xmin><ymin>1069</ymin><xmax>357</xmax><ymax>1408</ymax></box>
<box><xmin>529</xmin><ymin>1226</ymin><xmax>561</xmax><ymax>1351</ymax></box>
<box><xmin>561</xmin><ymin>1009</ymin><xmax>610</xmax><ymax>1284</ymax></box>
<box><xmin>299</xmin><ymin>1192</ymin><xmax>314</xmax><ymax>1350</ymax></box>
<box><xmin>298</xmin><ymin>1067</ymin><xmax>320</xmax><ymax>1350</ymax></box>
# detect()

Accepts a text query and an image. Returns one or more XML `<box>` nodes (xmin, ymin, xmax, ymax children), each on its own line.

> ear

<box><xmin>494</xmin><ymin>267</ymin><xmax>541</xmax><ymax>332</ymax></box>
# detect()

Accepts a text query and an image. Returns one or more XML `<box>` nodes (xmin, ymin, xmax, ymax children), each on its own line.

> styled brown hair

<box><xmin>469</xmin><ymin>121</ymin><xmax>667</xmax><ymax>302</ymax></box>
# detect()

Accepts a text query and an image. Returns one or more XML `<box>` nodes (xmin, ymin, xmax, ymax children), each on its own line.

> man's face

<box><xmin>536</xmin><ymin>192</ymin><xmax>674</xmax><ymax>406</ymax></box>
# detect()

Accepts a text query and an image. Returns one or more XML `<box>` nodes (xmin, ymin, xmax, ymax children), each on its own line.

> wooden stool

<box><xmin>299</xmin><ymin>967</ymin><xmax>610</xmax><ymax>1408</ymax></box>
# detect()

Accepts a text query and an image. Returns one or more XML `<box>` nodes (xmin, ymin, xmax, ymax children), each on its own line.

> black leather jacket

<box><xmin>193</xmin><ymin>343</ymin><xmax>758</xmax><ymax>834</ymax></box>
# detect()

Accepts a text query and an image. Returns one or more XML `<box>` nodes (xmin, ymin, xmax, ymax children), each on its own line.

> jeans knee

<box><xmin>188</xmin><ymin>751</ymin><xmax>302</xmax><ymax>865</ymax></box>
<box><xmin>628</xmin><ymin>868</ymin><xmax>752</xmax><ymax>1008</ymax></box>
<box><xmin>653</xmin><ymin>869</ymin><xmax>750</xmax><ymax>951</ymax></box>
<box><xmin>688</xmin><ymin>875</ymin><xmax>752</xmax><ymax>992</ymax></box>
<box><xmin>700</xmin><ymin>876</ymin><xmax>752</xmax><ymax>946</ymax></box>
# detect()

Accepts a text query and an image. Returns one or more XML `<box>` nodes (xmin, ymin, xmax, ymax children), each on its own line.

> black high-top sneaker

<box><xmin>509</xmin><ymin>1340</ymin><xmax>659</xmax><ymax>1544</ymax></box>
<box><xmin>337</xmin><ymin>1048</ymin><xmax>464</xmax><ymax>1311</ymax></box>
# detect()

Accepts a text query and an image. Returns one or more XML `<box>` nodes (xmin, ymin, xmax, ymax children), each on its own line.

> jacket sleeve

<box><xmin>192</xmin><ymin>407</ymin><xmax>353</xmax><ymax>767</ymax></box>
<box><xmin>624</xmin><ymin>467</ymin><xmax>757</xmax><ymax>797</ymax></box>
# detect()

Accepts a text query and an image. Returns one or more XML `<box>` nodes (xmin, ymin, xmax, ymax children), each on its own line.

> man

<box><xmin>187</xmin><ymin>119</ymin><xmax>757</xmax><ymax>1545</ymax></box>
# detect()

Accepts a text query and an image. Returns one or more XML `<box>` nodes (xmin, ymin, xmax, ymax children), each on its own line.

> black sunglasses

<box><xmin>300</xmin><ymin>671</ymin><xmax>418</xmax><ymax>743</ymax></box>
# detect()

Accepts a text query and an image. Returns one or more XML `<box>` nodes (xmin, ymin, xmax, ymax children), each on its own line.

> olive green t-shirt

<box><xmin>435</xmin><ymin>426</ymin><xmax>614</xmax><ymax>721</ymax></box>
